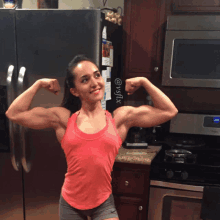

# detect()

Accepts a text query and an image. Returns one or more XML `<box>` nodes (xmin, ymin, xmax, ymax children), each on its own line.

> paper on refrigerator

<box><xmin>102</xmin><ymin>70</ymin><xmax>107</xmax><ymax>83</ymax></box>
<box><xmin>105</xmin><ymin>82</ymin><xmax>111</xmax><ymax>101</ymax></box>
<box><xmin>102</xmin><ymin>40</ymin><xmax>113</xmax><ymax>67</ymax></box>
<box><xmin>101</xmin><ymin>99</ymin><xmax>106</xmax><ymax>110</ymax></box>
<box><xmin>102</xmin><ymin>26</ymin><xmax>107</xmax><ymax>39</ymax></box>
<box><xmin>105</xmin><ymin>67</ymin><xmax>111</xmax><ymax>101</ymax></box>
<box><xmin>102</xmin><ymin>39</ymin><xmax>108</xmax><ymax>66</ymax></box>
<box><xmin>106</xmin><ymin>67</ymin><xmax>111</xmax><ymax>78</ymax></box>
<box><xmin>109</xmin><ymin>42</ymin><xmax>113</xmax><ymax>67</ymax></box>
<box><xmin>102</xmin><ymin>70</ymin><xmax>111</xmax><ymax>101</ymax></box>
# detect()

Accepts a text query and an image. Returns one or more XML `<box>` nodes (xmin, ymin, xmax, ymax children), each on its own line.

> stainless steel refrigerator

<box><xmin>0</xmin><ymin>8</ymin><xmax>124</xmax><ymax>220</ymax></box>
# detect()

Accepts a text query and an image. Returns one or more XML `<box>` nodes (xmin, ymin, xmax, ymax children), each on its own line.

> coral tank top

<box><xmin>61</xmin><ymin>110</ymin><xmax>122</xmax><ymax>210</ymax></box>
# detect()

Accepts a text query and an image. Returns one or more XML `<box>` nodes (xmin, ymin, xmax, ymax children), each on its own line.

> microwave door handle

<box><xmin>17</xmin><ymin>67</ymin><xmax>31</xmax><ymax>173</ymax></box>
<box><xmin>6</xmin><ymin>65</ymin><xmax>20</xmax><ymax>171</ymax></box>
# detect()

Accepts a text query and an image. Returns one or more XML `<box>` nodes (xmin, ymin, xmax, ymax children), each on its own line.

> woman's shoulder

<box><xmin>75</xmin><ymin>110</ymin><xmax>80</xmax><ymax>115</ymax></box>
<box><xmin>50</xmin><ymin>107</ymin><xmax>76</xmax><ymax>128</ymax></box>
<box><xmin>112</xmin><ymin>106</ymin><xmax>132</xmax><ymax>118</ymax></box>
<box><xmin>50</xmin><ymin>107</ymin><xmax>71</xmax><ymax>116</ymax></box>
<box><xmin>112</xmin><ymin>106</ymin><xmax>132</xmax><ymax>127</ymax></box>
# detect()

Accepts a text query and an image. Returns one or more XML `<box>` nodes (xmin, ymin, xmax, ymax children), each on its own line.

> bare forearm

<box><xmin>141</xmin><ymin>77</ymin><xmax>178</xmax><ymax>113</ymax></box>
<box><xmin>6</xmin><ymin>80</ymin><xmax>42</xmax><ymax>117</ymax></box>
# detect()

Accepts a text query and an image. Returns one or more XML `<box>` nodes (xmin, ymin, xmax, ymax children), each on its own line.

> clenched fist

<box><xmin>37</xmin><ymin>78</ymin><xmax>61</xmax><ymax>95</ymax></box>
<box><xmin>125</xmin><ymin>77</ymin><xmax>144</xmax><ymax>95</ymax></box>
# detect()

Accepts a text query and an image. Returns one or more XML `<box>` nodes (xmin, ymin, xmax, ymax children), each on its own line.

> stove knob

<box><xmin>181</xmin><ymin>171</ymin><xmax>188</xmax><ymax>180</ymax></box>
<box><xmin>166</xmin><ymin>170</ymin><xmax>174</xmax><ymax>179</ymax></box>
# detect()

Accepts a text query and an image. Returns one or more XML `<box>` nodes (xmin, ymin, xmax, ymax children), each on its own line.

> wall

<box><xmin>22</xmin><ymin>0</ymin><xmax>37</xmax><ymax>8</ymax></box>
<box><xmin>21</xmin><ymin>0</ymin><xmax>124</xmax><ymax>15</ymax></box>
<box><xmin>59</xmin><ymin>0</ymin><xmax>124</xmax><ymax>15</ymax></box>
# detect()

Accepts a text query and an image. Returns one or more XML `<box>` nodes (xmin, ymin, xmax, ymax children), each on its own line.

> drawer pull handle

<box><xmin>139</xmin><ymin>206</ymin><xmax>143</xmax><ymax>211</ymax></box>
<box><xmin>154</xmin><ymin>67</ymin><xmax>159</xmax><ymax>72</ymax></box>
<box><xmin>125</xmin><ymin>181</ymin><xmax>129</xmax><ymax>186</ymax></box>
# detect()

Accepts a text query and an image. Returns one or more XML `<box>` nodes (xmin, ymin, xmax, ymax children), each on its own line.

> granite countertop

<box><xmin>115</xmin><ymin>145</ymin><xmax>161</xmax><ymax>165</ymax></box>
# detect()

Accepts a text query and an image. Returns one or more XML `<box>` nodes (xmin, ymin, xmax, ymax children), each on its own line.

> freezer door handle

<box><xmin>17</xmin><ymin>66</ymin><xmax>31</xmax><ymax>173</ymax></box>
<box><xmin>6</xmin><ymin>65</ymin><xmax>20</xmax><ymax>171</ymax></box>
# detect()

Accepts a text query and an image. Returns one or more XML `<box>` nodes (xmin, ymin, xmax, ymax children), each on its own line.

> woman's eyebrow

<box><xmin>81</xmin><ymin>70</ymin><xmax>100</xmax><ymax>78</ymax></box>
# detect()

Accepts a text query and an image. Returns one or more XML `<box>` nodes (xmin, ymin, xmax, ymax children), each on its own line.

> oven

<box><xmin>148</xmin><ymin>113</ymin><xmax>220</xmax><ymax>220</ymax></box>
<box><xmin>148</xmin><ymin>181</ymin><xmax>203</xmax><ymax>220</ymax></box>
<box><xmin>162</xmin><ymin>15</ymin><xmax>220</xmax><ymax>89</ymax></box>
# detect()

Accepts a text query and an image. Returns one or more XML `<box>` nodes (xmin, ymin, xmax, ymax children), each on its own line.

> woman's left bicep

<box><xmin>126</xmin><ymin>105</ymin><xmax>177</xmax><ymax>128</ymax></box>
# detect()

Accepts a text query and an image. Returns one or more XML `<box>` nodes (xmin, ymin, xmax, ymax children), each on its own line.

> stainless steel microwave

<box><xmin>162</xmin><ymin>15</ymin><xmax>220</xmax><ymax>88</ymax></box>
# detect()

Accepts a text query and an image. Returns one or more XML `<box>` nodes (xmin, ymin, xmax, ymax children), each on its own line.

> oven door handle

<box><xmin>150</xmin><ymin>180</ymin><xmax>204</xmax><ymax>192</ymax></box>
<box><xmin>6</xmin><ymin>65</ymin><xmax>21</xmax><ymax>171</ymax></box>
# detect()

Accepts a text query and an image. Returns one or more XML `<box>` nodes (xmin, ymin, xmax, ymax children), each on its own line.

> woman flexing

<box><xmin>6</xmin><ymin>55</ymin><xmax>178</xmax><ymax>220</ymax></box>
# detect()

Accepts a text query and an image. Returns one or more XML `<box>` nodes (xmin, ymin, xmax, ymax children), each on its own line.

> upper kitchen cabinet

<box><xmin>172</xmin><ymin>0</ymin><xmax>220</xmax><ymax>13</ymax></box>
<box><xmin>123</xmin><ymin>0</ymin><xmax>166</xmax><ymax>81</ymax></box>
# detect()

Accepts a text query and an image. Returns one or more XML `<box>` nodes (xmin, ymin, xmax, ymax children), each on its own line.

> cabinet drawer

<box><xmin>112</xmin><ymin>170</ymin><xmax>146</xmax><ymax>195</ymax></box>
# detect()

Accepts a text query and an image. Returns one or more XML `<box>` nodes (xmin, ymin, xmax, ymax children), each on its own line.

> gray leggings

<box><xmin>59</xmin><ymin>193</ymin><xmax>119</xmax><ymax>220</ymax></box>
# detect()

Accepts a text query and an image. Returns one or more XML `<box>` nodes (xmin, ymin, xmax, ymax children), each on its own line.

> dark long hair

<box><xmin>60</xmin><ymin>55</ymin><xmax>99</xmax><ymax>114</ymax></box>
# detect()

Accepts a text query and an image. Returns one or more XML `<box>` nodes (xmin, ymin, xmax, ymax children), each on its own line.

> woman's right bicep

<box><xmin>6</xmin><ymin>107</ymin><xmax>60</xmax><ymax>129</ymax></box>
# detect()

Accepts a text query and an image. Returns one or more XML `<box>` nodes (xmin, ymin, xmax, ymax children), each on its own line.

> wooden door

<box><xmin>114</xmin><ymin>195</ymin><xmax>144</xmax><ymax>220</ymax></box>
<box><xmin>123</xmin><ymin>0</ymin><xmax>166</xmax><ymax>79</ymax></box>
<box><xmin>172</xmin><ymin>0</ymin><xmax>220</xmax><ymax>13</ymax></box>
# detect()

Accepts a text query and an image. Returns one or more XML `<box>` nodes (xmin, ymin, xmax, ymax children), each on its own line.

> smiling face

<box><xmin>70</xmin><ymin>61</ymin><xmax>105</xmax><ymax>104</ymax></box>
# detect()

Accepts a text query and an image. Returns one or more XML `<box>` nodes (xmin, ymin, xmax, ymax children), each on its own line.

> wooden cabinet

<box><xmin>164</xmin><ymin>0</ymin><xmax>220</xmax><ymax>113</ymax></box>
<box><xmin>123</xmin><ymin>0</ymin><xmax>220</xmax><ymax>82</ymax></box>
<box><xmin>114</xmin><ymin>196</ymin><xmax>143</xmax><ymax>220</ymax></box>
<box><xmin>172</xmin><ymin>0</ymin><xmax>220</xmax><ymax>13</ymax></box>
<box><xmin>123</xmin><ymin>0</ymin><xmax>220</xmax><ymax>83</ymax></box>
<box><xmin>112</xmin><ymin>169</ymin><xmax>145</xmax><ymax>195</ymax></box>
<box><xmin>111</xmin><ymin>162</ymin><xmax>150</xmax><ymax>220</ymax></box>
<box><xmin>123</xmin><ymin>0</ymin><xmax>220</xmax><ymax>84</ymax></box>
<box><xmin>123</xmin><ymin>0</ymin><xmax>166</xmax><ymax>82</ymax></box>
<box><xmin>123</xmin><ymin>0</ymin><xmax>220</xmax><ymax>112</ymax></box>
<box><xmin>37</xmin><ymin>0</ymin><xmax>58</xmax><ymax>8</ymax></box>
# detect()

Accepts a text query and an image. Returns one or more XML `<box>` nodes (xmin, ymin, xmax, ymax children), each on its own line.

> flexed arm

<box><xmin>124</xmin><ymin>77</ymin><xmax>178</xmax><ymax>128</ymax></box>
<box><xmin>5</xmin><ymin>79</ymin><xmax>61</xmax><ymax>129</ymax></box>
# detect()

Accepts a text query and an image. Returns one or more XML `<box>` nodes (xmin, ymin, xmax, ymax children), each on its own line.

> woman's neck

<box><xmin>79</xmin><ymin>103</ymin><xmax>105</xmax><ymax>118</ymax></box>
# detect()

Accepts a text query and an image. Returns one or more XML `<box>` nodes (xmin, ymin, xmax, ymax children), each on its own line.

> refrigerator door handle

<box><xmin>17</xmin><ymin>66</ymin><xmax>31</xmax><ymax>173</ymax></box>
<box><xmin>6</xmin><ymin>65</ymin><xmax>20</xmax><ymax>171</ymax></box>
